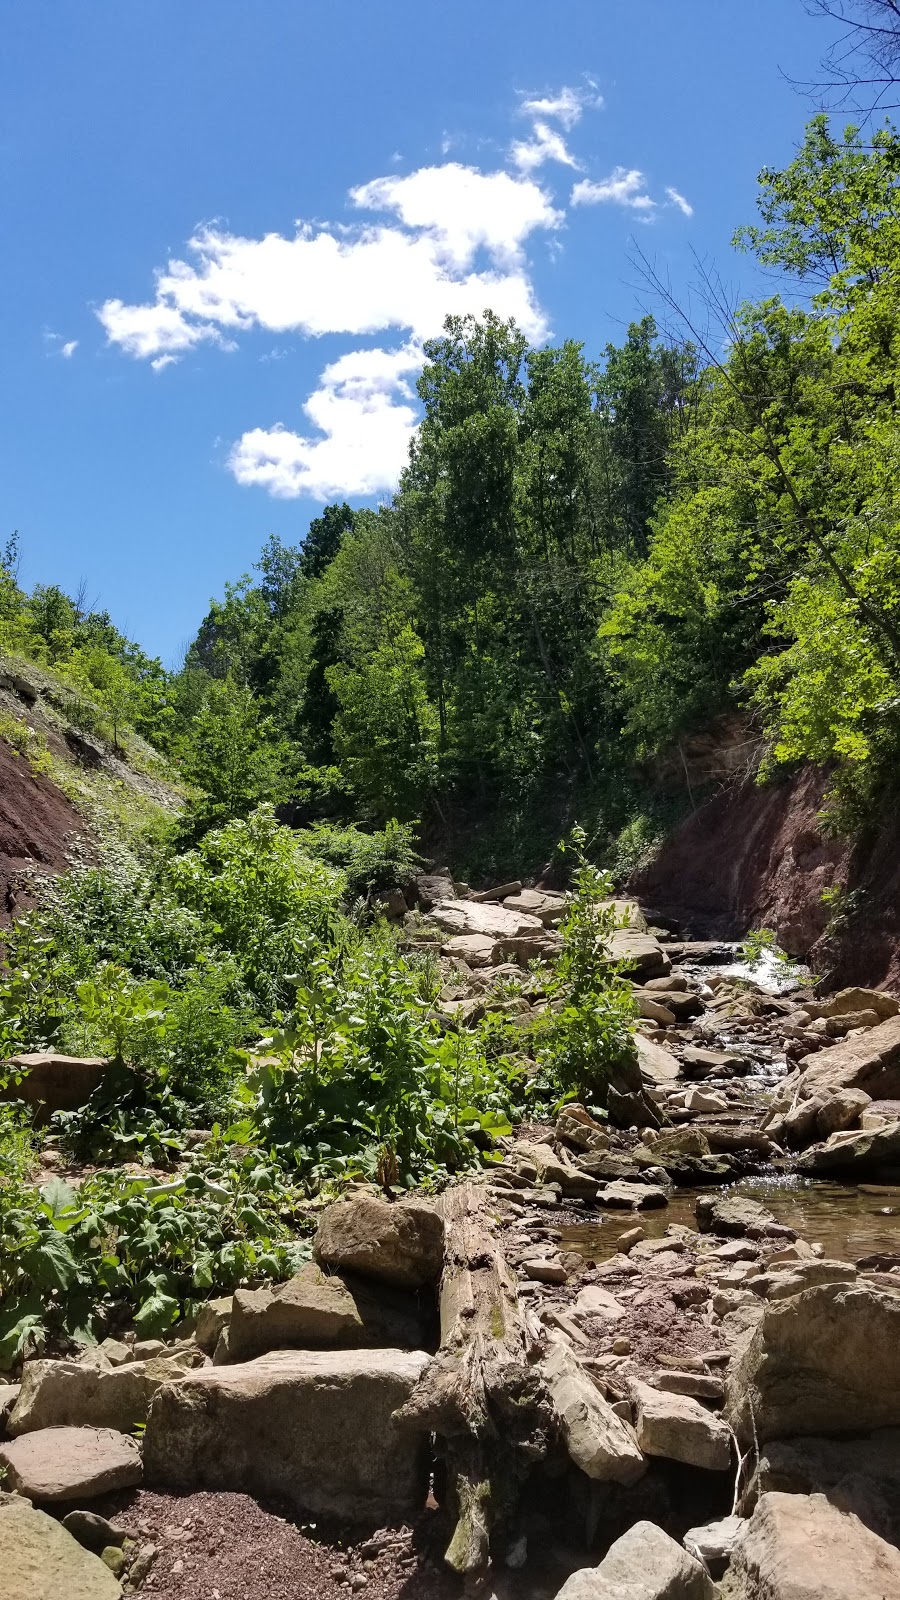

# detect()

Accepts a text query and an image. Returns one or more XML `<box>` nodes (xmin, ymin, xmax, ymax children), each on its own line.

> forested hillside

<box><xmin>2</xmin><ymin>111</ymin><xmax>900</xmax><ymax>1355</ymax></box>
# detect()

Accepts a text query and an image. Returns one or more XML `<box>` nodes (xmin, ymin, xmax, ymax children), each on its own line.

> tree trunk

<box><xmin>393</xmin><ymin>1180</ymin><xmax>551</xmax><ymax>1578</ymax></box>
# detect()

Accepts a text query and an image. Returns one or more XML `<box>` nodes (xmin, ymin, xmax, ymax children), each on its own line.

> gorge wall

<box><xmin>632</xmin><ymin>762</ymin><xmax>900</xmax><ymax>993</ymax></box>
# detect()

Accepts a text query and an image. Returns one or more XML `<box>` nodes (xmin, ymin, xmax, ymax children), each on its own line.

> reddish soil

<box><xmin>0</xmin><ymin>738</ymin><xmax>89</xmax><ymax>919</ymax></box>
<box><xmin>105</xmin><ymin>1489</ymin><xmax>571</xmax><ymax>1600</ymax></box>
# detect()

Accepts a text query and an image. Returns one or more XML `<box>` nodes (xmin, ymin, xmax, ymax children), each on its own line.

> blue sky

<box><xmin>1</xmin><ymin>0</ymin><xmax>846</xmax><ymax>664</ymax></box>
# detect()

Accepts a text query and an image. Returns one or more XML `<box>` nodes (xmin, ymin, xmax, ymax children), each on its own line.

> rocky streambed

<box><xmin>3</xmin><ymin>870</ymin><xmax>900</xmax><ymax>1599</ymax></box>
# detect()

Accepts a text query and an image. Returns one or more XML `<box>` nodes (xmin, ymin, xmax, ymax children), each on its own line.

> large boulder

<box><xmin>542</xmin><ymin>1342</ymin><xmax>645</xmax><ymax>1486</ymax></box>
<box><xmin>0</xmin><ymin>1426</ymin><xmax>142</xmax><ymax>1503</ymax></box>
<box><xmin>440</xmin><ymin>933</ymin><xmax>497</xmax><ymax>967</ymax></box>
<box><xmin>798</xmin><ymin>1013</ymin><xmax>900</xmax><ymax>1100</ymax></box>
<box><xmin>1</xmin><ymin>1054</ymin><xmax>107</xmax><ymax>1118</ymax></box>
<box><xmin>795</xmin><ymin>1119</ymin><xmax>900</xmax><ymax>1179</ymax></box>
<box><xmin>722</xmin><ymin>1491</ymin><xmax>900</xmax><ymax>1599</ymax></box>
<box><xmin>556</xmin><ymin>1519</ymin><xmax>715</xmax><ymax>1600</ymax></box>
<box><xmin>753</xmin><ymin>1429</ymin><xmax>900</xmax><ymax>1547</ymax></box>
<box><xmin>314</xmin><ymin>1194</ymin><xmax>444</xmax><ymax>1290</ymax></box>
<box><xmin>502</xmin><ymin>889</ymin><xmax>566</xmax><ymax>926</ymax></box>
<box><xmin>8</xmin><ymin>1351</ymin><xmax>194</xmax><ymax>1435</ymax></box>
<box><xmin>726</xmin><ymin>1283</ymin><xmax>900</xmax><ymax>1445</ymax></box>
<box><xmin>0</xmin><ymin>1496</ymin><xmax>122</xmax><ymax>1600</ymax></box>
<box><xmin>430</xmin><ymin>898</ymin><xmax>544</xmax><ymax>940</ymax></box>
<box><xmin>632</xmin><ymin>1381</ymin><xmax>732</xmax><ymax>1472</ymax></box>
<box><xmin>143</xmin><ymin>1347</ymin><xmax>430</xmax><ymax>1523</ymax></box>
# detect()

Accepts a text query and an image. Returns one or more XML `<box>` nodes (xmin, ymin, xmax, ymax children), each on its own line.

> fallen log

<box><xmin>393</xmin><ymin>1179</ymin><xmax>552</xmax><ymax>1576</ymax></box>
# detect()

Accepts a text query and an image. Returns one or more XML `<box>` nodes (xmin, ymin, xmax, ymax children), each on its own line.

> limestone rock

<box><xmin>696</xmin><ymin>1194</ymin><xmax>793</xmax><ymax>1240</ymax></box>
<box><xmin>723</xmin><ymin>1491</ymin><xmax>900</xmax><ymax>1600</ymax></box>
<box><xmin>8</xmin><ymin>1354</ymin><xmax>189</xmax><ymax>1436</ymax></box>
<box><xmin>574</xmin><ymin>1286</ymin><xmax>627</xmax><ymax>1322</ymax></box>
<box><xmin>795</xmin><ymin>1118</ymin><xmax>900</xmax><ymax>1178</ymax></box>
<box><xmin>598</xmin><ymin>1181</ymin><xmax>669</xmax><ymax>1210</ymax></box>
<box><xmin>636</xmin><ymin>1034</ymin><xmax>683</xmax><ymax>1086</ymax></box>
<box><xmin>430</xmin><ymin>897</ymin><xmax>543</xmax><ymax>940</ymax></box>
<box><xmin>633</xmin><ymin>1380</ymin><xmax>732</xmax><ymax>1472</ymax></box>
<box><xmin>753</xmin><ymin>1429</ymin><xmax>900</xmax><ymax>1547</ymax></box>
<box><xmin>750</xmin><ymin>1259</ymin><xmax>856</xmax><ymax>1300</ymax></box>
<box><xmin>610</xmin><ymin>930</ymin><xmax>671</xmax><ymax>980</ymax></box>
<box><xmin>143</xmin><ymin>1347</ymin><xmax>430</xmax><ymax>1522</ymax></box>
<box><xmin>726</xmin><ymin>1283</ymin><xmax>900</xmax><ymax>1445</ymax></box>
<box><xmin>683</xmin><ymin>1516</ymin><xmax>745</xmax><ymax>1579</ymax></box>
<box><xmin>0</xmin><ymin>1497</ymin><xmax>122</xmax><ymax>1600</ymax></box>
<box><xmin>542</xmin><ymin>1342</ymin><xmax>645</xmax><ymax>1486</ymax></box>
<box><xmin>804</xmin><ymin>987</ymin><xmax>900</xmax><ymax>1023</ymax></box>
<box><xmin>0</xmin><ymin>1426</ymin><xmax>142</xmax><ymax>1503</ymax></box>
<box><xmin>194</xmin><ymin>1296</ymin><xmax>232</xmax><ymax>1356</ymax></box>
<box><xmin>681</xmin><ymin>1046</ymin><xmax>746</xmax><ymax>1079</ymax></box>
<box><xmin>439</xmin><ymin>933</ymin><xmax>497</xmax><ymax>966</ymax></box>
<box><xmin>314</xmin><ymin>1194</ymin><xmax>443</xmax><ymax>1290</ymax></box>
<box><xmin>555</xmin><ymin>1103</ymin><xmax>610</xmax><ymax>1154</ymax></box>
<box><xmin>556</xmin><ymin>1519</ymin><xmax>715</xmax><ymax>1599</ymax></box>
<box><xmin>502</xmin><ymin>889</ymin><xmax>566</xmax><ymax>926</ymax></box>
<box><xmin>816</xmin><ymin>1088</ymin><xmax>871</xmax><ymax>1137</ymax></box>
<box><xmin>799</xmin><ymin>1013</ymin><xmax>900</xmax><ymax>1100</ymax></box>
<box><xmin>228</xmin><ymin>1264</ymin><xmax>365</xmax><ymax>1360</ymax></box>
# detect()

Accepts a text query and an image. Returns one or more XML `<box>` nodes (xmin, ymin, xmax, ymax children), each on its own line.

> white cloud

<box><xmin>229</xmin><ymin>342</ymin><xmax>422</xmax><ymax>499</ymax></box>
<box><xmin>519</xmin><ymin>85</ymin><xmax>602</xmax><ymax>129</ymax></box>
<box><xmin>571</xmin><ymin>167</ymin><xmax>655</xmax><ymax>212</ymax></box>
<box><xmin>510</xmin><ymin>121</ymin><xmax>580</xmax><ymax>175</ymax></box>
<box><xmin>350</xmin><ymin>164</ymin><xmax>561</xmax><ymax>267</ymax></box>
<box><xmin>97</xmin><ymin>170</ymin><xmax>557</xmax><ymax>368</ymax></box>
<box><xmin>666</xmin><ymin>185</ymin><xmax>694</xmax><ymax>217</ymax></box>
<box><xmin>43</xmin><ymin>329</ymin><xmax>80</xmax><ymax>358</ymax></box>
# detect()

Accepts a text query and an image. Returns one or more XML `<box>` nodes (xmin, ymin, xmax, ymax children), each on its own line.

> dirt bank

<box><xmin>631</xmin><ymin>763</ymin><xmax>900</xmax><ymax>993</ymax></box>
<box><xmin>0</xmin><ymin>739</ymin><xmax>90</xmax><ymax>919</ymax></box>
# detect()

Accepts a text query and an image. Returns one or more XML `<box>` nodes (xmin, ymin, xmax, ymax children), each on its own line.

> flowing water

<box><xmin>560</xmin><ymin>1174</ymin><xmax>900</xmax><ymax>1265</ymax></box>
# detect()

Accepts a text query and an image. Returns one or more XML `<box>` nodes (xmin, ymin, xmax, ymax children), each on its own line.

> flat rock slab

<box><xmin>430</xmin><ymin>898</ymin><xmax>544</xmax><ymax>940</ymax></box>
<box><xmin>0</xmin><ymin>1497</ymin><xmax>122</xmax><ymax>1600</ymax></box>
<box><xmin>756</xmin><ymin>1428</ymin><xmax>900</xmax><ymax>1547</ymax></box>
<box><xmin>636</xmin><ymin>1034</ymin><xmax>683</xmax><ymax>1086</ymax></box>
<box><xmin>633</xmin><ymin>1380</ymin><xmax>732</xmax><ymax>1472</ymax></box>
<box><xmin>543</xmin><ymin>1343</ymin><xmax>645</xmax><ymax>1487</ymax></box>
<box><xmin>599</xmin><ymin>1181</ymin><xmax>669</xmax><ymax>1210</ymax></box>
<box><xmin>143</xmin><ymin>1347</ymin><xmax>431</xmax><ymax>1523</ymax></box>
<box><xmin>727</xmin><ymin>1491</ymin><xmax>900</xmax><ymax>1600</ymax></box>
<box><xmin>796</xmin><ymin>1118</ymin><xmax>900</xmax><ymax>1178</ymax></box>
<box><xmin>0</xmin><ymin>1426</ymin><xmax>142</xmax><ymax>1503</ymax></box>
<box><xmin>314</xmin><ymin>1193</ymin><xmax>444</xmax><ymax>1290</ymax></box>
<box><xmin>556</xmin><ymin>1519</ymin><xmax>714</xmax><ymax>1600</ymax></box>
<box><xmin>440</xmin><ymin>933</ymin><xmax>497</xmax><ymax>966</ymax></box>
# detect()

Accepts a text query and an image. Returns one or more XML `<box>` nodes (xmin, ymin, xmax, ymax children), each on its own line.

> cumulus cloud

<box><xmin>666</xmin><ymin>185</ymin><xmax>694</xmax><ymax>217</ymax></box>
<box><xmin>97</xmin><ymin>84</ymin><xmax>687</xmax><ymax>502</ymax></box>
<box><xmin>229</xmin><ymin>343</ymin><xmax>422</xmax><ymax>499</ymax></box>
<box><xmin>350</xmin><ymin>164</ymin><xmax>561</xmax><ymax>267</ymax></box>
<box><xmin>571</xmin><ymin>167</ymin><xmax>655</xmax><ymax>211</ymax></box>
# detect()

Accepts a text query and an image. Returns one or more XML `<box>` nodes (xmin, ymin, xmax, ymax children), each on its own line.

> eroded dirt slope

<box><xmin>632</xmin><ymin>763</ymin><xmax>900</xmax><ymax>992</ymax></box>
<box><xmin>0</xmin><ymin>738</ymin><xmax>91</xmax><ymax>919</ymax></box>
